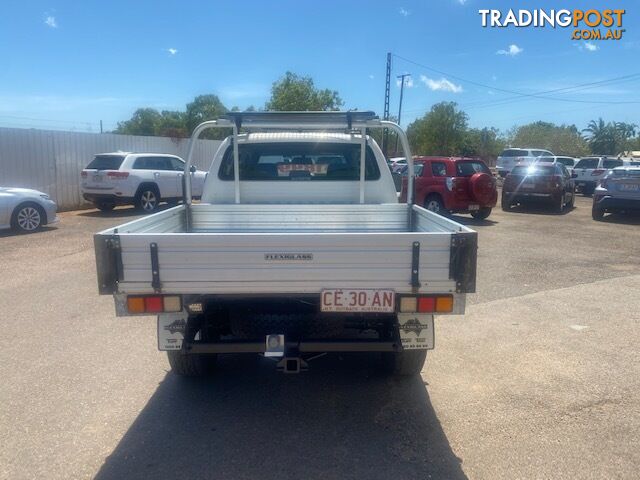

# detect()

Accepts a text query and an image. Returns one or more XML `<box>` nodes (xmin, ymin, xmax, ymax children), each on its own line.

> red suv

<box><xmin>400</xmin><ymin>157</ymin><xmax>497</xmax><ymax>219</ymax></box>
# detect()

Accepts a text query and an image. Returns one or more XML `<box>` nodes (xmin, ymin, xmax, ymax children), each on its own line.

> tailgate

<box><xmin>94</xmin><ymin>204</ymin><xmax>477</xmax><ymax>296</ymax></box>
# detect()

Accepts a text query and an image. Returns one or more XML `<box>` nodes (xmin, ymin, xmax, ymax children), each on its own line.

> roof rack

<box><xmin>182</xmin><ymin>111</ymin><xmax>415</xmax><ymax>225</ymax></box>
<box><xmin>220</xmin><ymin>111</ymin><xmax>379</xmax><ymax>131</ymax></box>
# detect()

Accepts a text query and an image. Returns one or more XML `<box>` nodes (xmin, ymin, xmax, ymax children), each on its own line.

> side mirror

<box><xmin>189</xmin><ymin>165</ymin><xmax>197</xmax><ymax>173</ymax></box>
<box><xmin>571</xmin><ymin>172</ymin><xmax>578</xmax><ymax>178</ymax></box>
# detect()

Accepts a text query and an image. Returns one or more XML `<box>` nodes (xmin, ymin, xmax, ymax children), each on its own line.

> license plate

<box><xmin>321</xmin><ymin>289</ymin><xmax>395</xmax><ymax>312</ymax></box>
<box><xmin>620</xmin><ymin>184</ymin><xmax>639</xmax><ymax>191</ymax></box>
<box><xmin>93</xmin><ymin>175</ymin><xmax>103</xmax><ymax>182</ymax></box>
<box><xmin>522</xmin><ymin>183</ymin><xmax>535</xmax><ymax>189</ymax></box>
<box><xmin>468</xmin><ymin>204</ymin><xmax>480</xmax><ymax>211</ymax></box>
<box><xmin>578</xmin><ymin>182</ymin><xmax>586</xmax><ymax>187</ymax></box>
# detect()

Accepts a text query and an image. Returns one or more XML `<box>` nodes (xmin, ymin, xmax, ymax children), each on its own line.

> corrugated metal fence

<box><xmin>0</xmin><ymin>127</ymin><xmax>222</xmax><ymax>211</ymax></box>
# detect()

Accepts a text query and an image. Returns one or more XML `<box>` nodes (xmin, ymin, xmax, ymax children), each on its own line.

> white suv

<box><xmin>496</xmin><ymin>148</ymin><xmax>554</xmax><ymax>177</ymax></box>
<box><xmin>81</xmin><ymin>153</ymin><xmax>207</xmax><ymax>212</ymax></box>
<box><xmin>573</xmin><ymin>156</ymin><xmax>627</xmax><ymax>195</ymax></box>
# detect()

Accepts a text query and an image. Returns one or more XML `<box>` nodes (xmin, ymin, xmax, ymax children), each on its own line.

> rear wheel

<box><xmin>470</xmin><ymin>207</ymin><xmax>492</xmax><ymax>220</ymax></box>
<box><xmin>167</xmin><ymin>350</ymin><xmax>217</xmax><ymax>377</ymax></box>
<box><xmin>381</xmin><ymin>350</ymin><xmax>427</xmax><ymax>376</ymax></box>
<box><xmin>424</xmin><ymin>195</ymin><xmax>447</xmax><ymax>216</ymax></box>
<box><xmin>11</xmin><ymin>203</ymin><xmax>45</xmax><ymax>233</ymax></box>
<box><xmin>554</xmin><ymin>193</ymin><xmax>565</xmax><ymax>214</ymax></box>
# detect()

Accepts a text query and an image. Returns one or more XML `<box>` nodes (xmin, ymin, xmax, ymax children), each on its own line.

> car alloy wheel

<box><xmin>17</xmin><ymin>206</ymin><xmax>42</xmax><ymax>231</ymax></box>
<box><xmin>426</xmin><ymin>199</ymin><xmax>441</xmax><ymax>213</ymax></box>
<box><xmin>141</xmin><ymin>191</ymin><xmax>158</xmax><ymax>211</ymax></box>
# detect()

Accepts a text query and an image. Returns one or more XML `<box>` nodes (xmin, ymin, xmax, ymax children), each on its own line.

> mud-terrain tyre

<box><xmin>167</xmin><ymin>350</ymin><xmax>216</xmax><ymax>377</ymax></box>
<box><xmin>381</xmin><ymin>350</ymin><xmax>427</xmax><ymax>376</ymax></box>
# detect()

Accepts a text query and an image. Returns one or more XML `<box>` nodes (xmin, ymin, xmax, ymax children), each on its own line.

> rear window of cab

<box><xmin>218</xmin><ymin>143</ymin><xmax>381</xmax><ymax>181</ymax></box>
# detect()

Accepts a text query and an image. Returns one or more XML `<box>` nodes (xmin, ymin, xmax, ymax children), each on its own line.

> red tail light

<box><xmin>591</xmin><ymin>169</ymin><xmax>605</xmax><ymax>176</ymax></box>
<box><xmin>81</xmin><ymin>171</ymin><xmax>88</xmax><ymax>178</ymax></box>
<box><xmin>107</xmin><ymin>171</ymin><xmax>129</xmax><ymax>178</ymax></box>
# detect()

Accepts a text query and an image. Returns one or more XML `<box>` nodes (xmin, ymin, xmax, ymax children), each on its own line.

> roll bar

<box><xmin>183</xmin><ymin>112</ymin><xmax>415</xmax><ymax>207</ymax></box>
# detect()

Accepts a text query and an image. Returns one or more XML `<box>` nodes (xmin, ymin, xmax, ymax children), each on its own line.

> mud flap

<box><xmin>158</xmin><ymin>311</ymin><xmax>188</xmax><ymax>351</ymax></box>
<box><xmin>398</xmin><ymin>314</ymin><xmax>434</xmax><ymax>350</ymax></box>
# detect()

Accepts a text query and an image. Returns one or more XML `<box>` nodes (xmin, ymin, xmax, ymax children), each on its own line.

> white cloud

<box><xmin>584</xmin><ymin>42</ymin><xmax>599</xmax><ymax>52</ymax></box>
<box><xmin>496</xmin><ymin>44</ymin><xmax>523</xmax><ymax>56</ymax></box>
<box><xmin>457</xmin><ymin>0</ymin><xmax>468</xmax><ymax>4</ymax></box>
<box><xmin>419</xmin><ymin>75</ymin><xmax>463</xmax><ymax>93</ymax></box>
<box><xmin>167</xmin><ymin>48</ymin><xmax>178</xmax><ymax>56</ymax></box>
<box><xmin>44</xmin><ymin>16</ymin><xmax>57</xmax><ymax>28</ymax></box>
<box><xmin>399</xmin><ymin>7</ymin><xmax>410</xmax><ymax>17</ymax></box>
<box><xmin>368</xmin><ymin>74</ymin><xmax>374</xmax><ymax>79</ymax></box>
<box><xmin>492</xmin><ymin>74</ymin><xmax>498</xmax><ymax>81</ymax></box>
<box><xmin>396</xmin><ymin>76</ymin><xmax>414</xmax><ymax>88</ymax></box>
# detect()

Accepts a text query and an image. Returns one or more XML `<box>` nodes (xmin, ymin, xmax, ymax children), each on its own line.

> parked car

<box><xmin>400</xmin><ymin>156</ymin><xmax>497</xmax><ymax>219</ymax></box>
<box><xmin>93</xmin><ymin>111</ymin><xmax>478</xmax><ymax>378</ymax></box>
<box><xmin>536</xmin><ymin>155</ymin><xmax>578</xmax><ymax>169</ymax></box>
<box><xmin>502</xmin><ymin>163</ymin><xmax>575</xmax><ymax>213</ymax></box>
<box><xmin>388</xmin><ymin>157</ymin><xmax>407</xmax><ymax>173</ymax></box>
<box><xmin>81</xmin><ymin>152</ymin><xmax>207</xmax><ymax>213</ymax></box>
<box><xmin>0</xmin><ymin>187</ymin><xmax>58</xmax><ymax>233</ymax></box>
<box><xmin>572</xmin><ymin>156</ymin><xmax>627</xmax><ymax>195</ymax></box>
<box><xmin>496</xmin><ymin>148</ymin><xmax>554</xmax><ymax>177</ymax></box>
<box><xmin>592</xmin><ymin>166</ymin><xmax>640</xmax><ymax>220</ymax></box>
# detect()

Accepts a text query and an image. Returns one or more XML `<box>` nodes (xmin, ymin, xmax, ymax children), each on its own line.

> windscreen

<box><xmin>218</xmin><ymin>143</ymin><xmax>381</xmax><ymax>181</ymax></box>
<box><xmin>86</xmin><ymin>155</ymin><xmax>126</xmax><ymax>170</ymax></box>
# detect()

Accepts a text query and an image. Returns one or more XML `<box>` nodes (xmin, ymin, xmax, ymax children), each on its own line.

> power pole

<box><xmin>395</xmin><ymin>73</ymin><xmax>411</xmax><ymax>154</ymax></box>
<box><xmin>382</xmin><ymin>52</ymin><xmax>392</xmax><ymax>156</ymax></box>
<box><xmin>100</xmin><ymin>120</ymin><xmax>103</xmax><ymax>134</ymax></box>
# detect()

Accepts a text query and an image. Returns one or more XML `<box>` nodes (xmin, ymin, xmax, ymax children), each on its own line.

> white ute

<box><xmin>93</xmin><ymin>112</ymin><xmax>478</xmax><ymax>377</ymax></box>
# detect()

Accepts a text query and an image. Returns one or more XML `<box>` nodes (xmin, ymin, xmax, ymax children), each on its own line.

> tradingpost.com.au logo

<box><xmin>479</xmin><ymin>9</ymin><xmax>626</xmax><ymax>41</ymax></box>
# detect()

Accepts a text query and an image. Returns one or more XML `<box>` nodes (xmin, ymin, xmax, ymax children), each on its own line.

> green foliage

<box><xmin>462</xmin><ymin>128</ymin><xmax>506</xmax><ymax>162</ymax></box>
<box><xmin>583</xmin><ymin>118</ymin><xmax>638</xmax><ymax>155</ymax></box>
<box><xmin>186</xmin><ymin>95</ymin><xmax>229</xmax><ymax>140</ymax></box>
<box><xmin>265</xmin><ymin>72</ymin><xmax>343</xmax><ymax>111</ymax></box>
<box><xmin>508</xmin><ymin>121</ymin><xmax>589</xmax><ymax>156</ymax></box>
<box><xmin>406</xmin><ymin>102</ymin><xmax>469</xmax><ymax>156</ymax></box>
<box><xmin>114</xmin><ymin>108</ymin><xmax>163</xmax><ymax>136</ymax></box>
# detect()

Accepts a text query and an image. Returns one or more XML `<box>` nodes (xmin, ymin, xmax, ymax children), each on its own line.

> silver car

<box><xmin>0</xmin><ymin>187</ymin><xmax>59</xmax><ymax>233</ymax></box>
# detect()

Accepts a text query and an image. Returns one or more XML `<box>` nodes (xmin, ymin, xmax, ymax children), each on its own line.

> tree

<box><xmin>114</xmin><ymin>108</ymin><xmax>162</xmax><ymax>136</ymax></box>
<box><xmin>186</xmin><ymin>94</ymin><xmax>228</xmax><ymax>139</ymax></box>
<box><xmin>156</xmin><ymin>110</ymin><xmax>188</xmax><ymax>138</ymax></box>
<box><xmin>265</xmin><ymin>72</ymin><xmax>343</xmax><ymax>111</ymax></box>
<box><xmin>583</xmin><ymin>118</ymin><xmax>615</xmax><ymax>154</ymax></box>
<box><xmin>509</xmin><ymin>121</ymin><xmax>589</xmax><ymax>156</ymax></box>
<box><xmin>462</xmin><ymin>128</ymin><xmax>506</xmax><ymax>163</ymax></box>
<box><xmin>406</xmin><ymin>102</ymin><xmax>468</xmax><ymax>155</ymax></box>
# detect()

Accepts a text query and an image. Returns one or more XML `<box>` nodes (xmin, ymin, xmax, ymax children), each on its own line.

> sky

<box><xmin>0</xmin><ymin>0</ymin><xmax>638</xmax><ymax>134</ymax></box>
